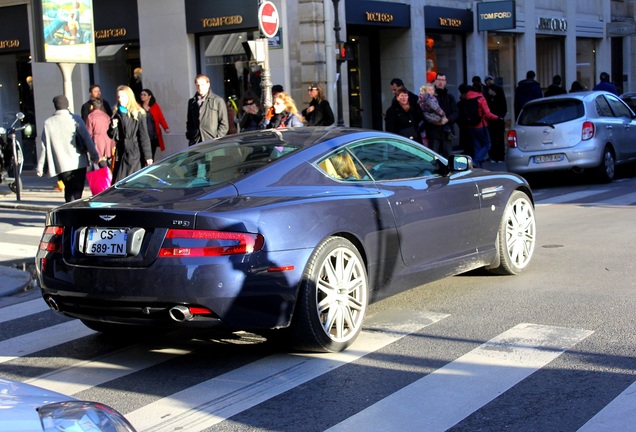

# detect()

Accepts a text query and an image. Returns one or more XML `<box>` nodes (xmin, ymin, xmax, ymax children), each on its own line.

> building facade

<box><xmin>0</xmin><ymin>0</ymin><xmax>633</xmax><ymax>167</ymax></box>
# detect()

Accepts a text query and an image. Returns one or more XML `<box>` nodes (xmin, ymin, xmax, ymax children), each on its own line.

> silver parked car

<box><xmin>0</xmin><ymin>377</ymin><xmax>136</xmax><ymax>431</ymax></box>
<box><xmin>507</xmin><ymin>91</ymin><xmax>636</xmax><ymax>182</ymax></box>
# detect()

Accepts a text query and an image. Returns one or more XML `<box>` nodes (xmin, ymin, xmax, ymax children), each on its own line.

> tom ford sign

<box><xmin>477</xmin><ymin>1</ymin><xmax>516</xmax><ymax>32</ymax></box>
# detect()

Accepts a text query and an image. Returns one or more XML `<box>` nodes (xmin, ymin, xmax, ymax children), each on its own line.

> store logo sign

<box><xmin>365</xmin><ymin>12</ymin><xmax>394</xmax><ymax>23</ymax></box>
<box><xmin>95</xmin><ymin>28</ymin><xmax>127</xmax><ymax>39</ymax></box>
<box><xmin>537</xmin><ymin>17</ymin><xmax>567</xmax><ymax>32</ymax></box>
<box><xmin>201</xmin><ymin>15</ymin><xmax>243</xmax><ymax>28</ymax></box>
<box><xmin>0</xmin><ymin>40</ymin><xmax>20</xmax><ymax>49</ymax></box>
<box><xmin>438</xmin><ymin>17</ymin><xmax>462</xmax><ymax>27</ymax></box>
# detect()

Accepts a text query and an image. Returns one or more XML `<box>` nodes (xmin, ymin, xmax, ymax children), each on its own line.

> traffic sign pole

<box><xmin>258</xmin><ymin>1</ymin><xmax>279</xmax><ymax>112</ymax></box>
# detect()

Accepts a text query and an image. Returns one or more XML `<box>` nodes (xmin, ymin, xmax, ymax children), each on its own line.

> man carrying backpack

<box><xmin>461</xmin><ymin>77</ymin><xmax>500</xmax><ymax>168</ymax></box>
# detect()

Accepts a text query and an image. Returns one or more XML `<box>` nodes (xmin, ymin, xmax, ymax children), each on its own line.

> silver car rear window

<box><xmin>518</xmin><ymin>100</ymin><xmax>584</xmax><ymax>126</ymax></box>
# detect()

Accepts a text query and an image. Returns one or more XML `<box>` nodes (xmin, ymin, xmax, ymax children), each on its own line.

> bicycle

<box><xmin>0</xmin><ymin>112</ymin><xmax>26</xmax><ymax>201</ymax></box>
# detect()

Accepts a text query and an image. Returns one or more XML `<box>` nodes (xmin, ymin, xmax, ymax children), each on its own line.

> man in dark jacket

<box><xmin>592</xmin><ymin>72</ymin><xmax>618</xmax><ymax>95</ymax></box>
<box><xmin>80</xmin><ymin>84</ymin><xmax>112</xmax><ymax>122</ymax></box>
<box><xmin>390</xmin><ymin>78</ymin><xmax>418</xmax><ymax>107</ymax></box>
<box><xmin>186</xmin><ymin>74</ymin><xmax>229</xmax><ymax>146</ymax></box>
<box><xmin>544</xmin><ymin>75</ymin><xmax>567</xmax><ymax>97</ymax></box>
<box><xmin>483</xmin><ymin>75</ymin><xmax>508</xmax><ymax>162</ymax></box>
<box><xmin>514</xmin><ymin>70</ymin><xmax>543</xmax><ymax>120</ymax></box>
<box><xmin>427</xmin><ymin>73</ymin><xmax>458</xmax><ymax>158</ymax></box>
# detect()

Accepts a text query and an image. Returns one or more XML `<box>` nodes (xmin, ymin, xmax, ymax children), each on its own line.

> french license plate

<box><xmin>86</xmin><ymin>228</ymin><xmax>128</xmax><ymax>256</ymax></box>
<box><xmin>533</xmin><ymin>154</ymin><xmax>564</xmax><ymax>164</ymax></box>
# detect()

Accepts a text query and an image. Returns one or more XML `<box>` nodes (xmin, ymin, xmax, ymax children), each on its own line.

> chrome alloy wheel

<box><xmin>503</xmin><ymin>192</ymin><xmax>536</xmax><ymax>271</ymax></box>
<box><xmin>315</xmin><ymin>245</ymin><xmax>367</xmax><ymax>343</ymax></box>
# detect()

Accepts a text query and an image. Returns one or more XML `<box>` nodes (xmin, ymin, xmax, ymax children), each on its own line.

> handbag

<box><xmin>86</xmin><ymin>163</ymin><xmax>112</xmax><ymax>195</ymax></box>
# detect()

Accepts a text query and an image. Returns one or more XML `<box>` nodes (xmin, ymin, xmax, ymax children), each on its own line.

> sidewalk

<box><xmin>0</xmin><ymin>170</ymin><xmax>88</xmax><ymax>297</ymax></box>
<box><xmin>0</xmin><ymin>170</ymin><xmax>78</xmax><ymax>213</ymax></box>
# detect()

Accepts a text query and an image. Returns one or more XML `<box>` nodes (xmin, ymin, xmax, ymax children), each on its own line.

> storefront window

<box><xmin>576</xmin><ymin>38</ymin><xmax>596</xmax><ymax>91</ymax></box>
<box><xmin>92</xmin><ymin>42</ymin><xmax>141</xmax><ymax>105</ymax></box>
<box><xmin>197</xmin><ymin>32</ymin><xmax>256</xmax><ymax>101</ymax></box>
<box><xmin>487</xmin><ymin>33</ymin><xmax>515</xmax><ymax>121</ymax></box>
<box><xmin>424</xmin><ymin>33</ymin><xmax>463</xmax><ymax>94</ymax></box>
<box><xmin>537</xmin><ymin>36</ymin><xmax>565</xmax><ymax>92</ymax></box>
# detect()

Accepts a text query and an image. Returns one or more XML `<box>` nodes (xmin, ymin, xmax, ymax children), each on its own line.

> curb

<box><xmin>0</xmin><ymin>264</ymin><xmax>35</xmax><ymax>297</ymax></box>
<box><xmin>0</xmin><ymin>202</ymin><xmax>55</xmax><ymax>213</ymax></box>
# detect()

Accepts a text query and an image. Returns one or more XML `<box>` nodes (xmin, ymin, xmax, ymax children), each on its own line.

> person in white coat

<box><xmin>37</xmin><ymin>95</ymin><xmax>99</xmax><ymax>202</ymax></box>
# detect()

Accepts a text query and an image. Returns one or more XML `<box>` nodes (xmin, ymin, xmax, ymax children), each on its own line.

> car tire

<box><xmin>288</xmin><ymin>236</ymin><xmax>368</xmax><ymax>353</ymax></box>
<box><xmin>487</xmin><ymin>190</ymin><xmax>536</xmax><ymax>275</ymax></box>
<box><xmin>595</xmin><ymin>146</ymin><xmax>615</xmax><ymax>183</ymax></box>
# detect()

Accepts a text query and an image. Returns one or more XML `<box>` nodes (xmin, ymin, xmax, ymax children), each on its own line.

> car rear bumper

<box><xmin>506</xmin><ymin>141</ymin><xmax>601</xmax><ymax>173</ymax></box>
<box><xmin>37</xmin><ymin>248</ymin><xmax>313</xmax><ymax>330</ymax></box>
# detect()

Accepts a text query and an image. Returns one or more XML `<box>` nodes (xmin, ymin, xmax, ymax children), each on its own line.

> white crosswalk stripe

<box><xmin>0</xmin><ymin>241</ymin><xmax>38</xmax><ymax>259</ymax></box>
<box><xmin>327</xmin><ymin>323</ymin><xmax>594</xmax><ymax>432</ymax></box>
<box><xmin>2</xmin><ymin>298</ymin><xmax>635</xmax><ymax>431</ymax></box>
<box><xmin>578</xmin><ymin>380</ymin><xmax>636</xmax><ymax>431</ymax></box>
<box><xmin>125</xmin><ymin>310</ymin><xmax>449</xmax><ymax>432</ymax></box>
<box><xmin>536</xmin><ymin>190</ymin><xmax>610</xmax><ymax>205</ymax></box>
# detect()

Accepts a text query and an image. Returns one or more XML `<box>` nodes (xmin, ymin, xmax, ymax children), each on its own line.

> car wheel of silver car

<box><xmin>595</xmin><ymin>146</ymin><xmax>615</xmax><ymax>183</ymax></box>
<box><xmin>489</xmin><ymin>190</ymin><xmax>536</xmax><ymax>275</ymax></box>
<box><xmin>290</xmin><ymin>237</ymin><xmax>368</xmax><ymax>353</ymax></box>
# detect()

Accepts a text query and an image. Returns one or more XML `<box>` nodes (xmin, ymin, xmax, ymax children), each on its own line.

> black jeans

<box><xmin>58</xmin><ymin>167</ymin><xmax>87</xmax><ymax>203</ymax></box>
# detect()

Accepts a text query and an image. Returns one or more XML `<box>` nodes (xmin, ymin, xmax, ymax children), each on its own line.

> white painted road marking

<box><xmin>326</xmin><ymin>323</ymin><xmax>593</xmax><ymax>432</ymax></box>
<box><xmin>578</xmin><ymin>380</ymin><xmax>636</xmax><ymax>431</ymax></box>
<box><xmin>126</xmin><ymin>310</ymin><xmax>450</xmax><ymax>432</ymax></box>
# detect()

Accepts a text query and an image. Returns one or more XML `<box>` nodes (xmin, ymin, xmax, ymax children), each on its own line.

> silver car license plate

<box><xmin>533</xmin><ymin>154</ymin><xmax>564</xmax><ymax>164</ymax></box>
<box><xmin>85</xmin><ymin>228</ymin><xmax>128</xmax><ymax>256</ymax></box>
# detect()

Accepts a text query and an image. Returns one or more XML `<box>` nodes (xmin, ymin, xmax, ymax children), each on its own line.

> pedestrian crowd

<box><xmin>34</xmin><ymin>66</ymin><xmax>617</xmax><ymax>203</ymax></box>
<box><xmin>35</xmin><ymin>74</ymin><xmax>335</xmax><ymax>202</ymax></box>
<box><xmin>384</xmin><ymin>70</ymin><xmax>618</xmax><ymax>167</ymax></box>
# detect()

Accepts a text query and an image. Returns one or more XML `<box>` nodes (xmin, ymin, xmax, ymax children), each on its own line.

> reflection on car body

<box><xmin>36</xmin><ymin>127</ymin><xmax>536</xmax><ymax>353</ymax></box>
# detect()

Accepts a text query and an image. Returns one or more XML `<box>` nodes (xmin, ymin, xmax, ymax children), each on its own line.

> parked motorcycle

<box><xmin>0</xmin><ymin>112</ymin><xmax>26</xmax><ymax>200</ymax></box>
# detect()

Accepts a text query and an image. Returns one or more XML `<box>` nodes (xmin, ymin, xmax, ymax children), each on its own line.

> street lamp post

<box><xmin>332</xmin><ymin>0</ymin><xmax>345</xmax><ymax>126</ymax></box>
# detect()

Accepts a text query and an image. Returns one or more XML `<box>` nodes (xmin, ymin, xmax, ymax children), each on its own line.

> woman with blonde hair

<box><xmin>302</xmin><ymin>82</ymin><xmax>334</xmax><ymax>126</ymax></box>
<box><xmin>266</xmin><ymin>92</ymin><xmax>304</xmax><ymax>129</ymax></box>
<box><xmin>108</xmin><ymin>85</ymin><xmax>153</xmax><ymax>182</ymax></box>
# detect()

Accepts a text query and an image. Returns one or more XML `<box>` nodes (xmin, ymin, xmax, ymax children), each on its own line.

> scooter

<box><xmin>0</xmin><ymin>112</ymin><xmax>26</xmax><ymax>201</ymax></box>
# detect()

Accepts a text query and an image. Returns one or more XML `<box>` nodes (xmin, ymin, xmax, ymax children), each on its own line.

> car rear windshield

<box><xmin>518</xmin><ymin>99</ymin><xmax>584</xmax><ymax>126</ymax></box>
<box><xmin>117</xmin><ymin>141</ymin><xmax>300</xmax><ymax>189</ymax></box>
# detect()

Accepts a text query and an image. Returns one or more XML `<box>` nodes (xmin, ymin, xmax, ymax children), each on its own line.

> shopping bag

<box><xmin>86</xmin><ymin>164</ymin><xmax>112</xmax><ymax>195</ymax></box>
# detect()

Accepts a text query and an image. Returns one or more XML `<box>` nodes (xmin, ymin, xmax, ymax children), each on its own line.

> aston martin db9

<box><xmin>36</xmin><ymin>127</ymin><xmax>536</xmax><ymax>352</ymax></box>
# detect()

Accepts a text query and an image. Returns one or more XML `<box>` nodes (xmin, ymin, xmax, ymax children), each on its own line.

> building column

<box><xmin>137</xmin><ymin>0</ymin><xmax>195</xmax><ymax>157</ymax></box>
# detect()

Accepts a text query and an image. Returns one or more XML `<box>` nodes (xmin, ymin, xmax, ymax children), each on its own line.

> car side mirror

<box><xmin>448</xmin><ymin>154</ymin><xmax>473</xmax><ymax>172</ymax></box>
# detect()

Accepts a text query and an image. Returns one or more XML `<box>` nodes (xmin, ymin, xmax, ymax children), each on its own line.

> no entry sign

<box><xmin>258</xmin><ymin>1</ymin><xmax>279</xmax><ymax>38</ymax></box>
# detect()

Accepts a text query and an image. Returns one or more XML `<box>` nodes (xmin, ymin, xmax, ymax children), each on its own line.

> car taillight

<box><xmin>38</xmin><ymin>226</ymin><xmax>64</xmax><ymax>253</ymax></box>
<box><xmin>507</xmin><ymin>130</ymin><xmax>518</xmax><ymax>148</ymax></box>
<box><xmin>159</xmin><ymin>229</ymin><xmax>264</xmax><ymax>257</ymax></box>
<box><xmin>582</xmin><ymin>121</ymin><xmax>594</xmax><ymax>140</ymax></box>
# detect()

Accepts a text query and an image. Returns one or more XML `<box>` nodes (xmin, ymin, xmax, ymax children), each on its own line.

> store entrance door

<box><xmin>346</xmin><ymin>27</ymin><xmax>382</xmax><ymax>131</ymax></box>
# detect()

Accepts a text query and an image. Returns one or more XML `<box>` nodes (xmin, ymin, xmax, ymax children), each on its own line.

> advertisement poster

<box><xmin>41</xmin><ymin>0</ymin><xmax>96</xmax><ymax>63</ymax></box>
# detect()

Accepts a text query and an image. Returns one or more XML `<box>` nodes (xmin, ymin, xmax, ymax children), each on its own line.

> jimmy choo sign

<box><xmin>536</xmin><ymin>17</ymin><xmax>568</xmax><ymax>32</ymax></box>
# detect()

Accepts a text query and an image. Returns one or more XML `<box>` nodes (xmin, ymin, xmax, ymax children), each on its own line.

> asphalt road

<box><xmin>1</xmin><ymin>173</ymin><xmax>635</xmax><ymax>431</ymax></box>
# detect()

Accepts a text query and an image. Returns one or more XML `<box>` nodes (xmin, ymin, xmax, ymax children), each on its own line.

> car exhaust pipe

<box><xmin>46</xmin><ymin>296</ymin><xmax>60</xmax><ymax>312</ymax></box>
<box><xmin>169</xmin><ymin>305</ymin><xmax>193</xmax><ymax>322</ymax></box>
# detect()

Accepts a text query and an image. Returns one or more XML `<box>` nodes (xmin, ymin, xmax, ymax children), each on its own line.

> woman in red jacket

<box><xmin>140</xmin><ymin>89</ymin><xmax>170</xmax><ymax>158</ymax></box>
<box><xmin>463</xmin><ymin>78</ymin><xmax>500</xmax><ymax>167</ymax></box>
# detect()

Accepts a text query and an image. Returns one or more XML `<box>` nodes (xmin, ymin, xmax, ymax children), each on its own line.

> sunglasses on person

<box><xmin>307</xmin><ymin>87</ymin><xmax>318</xmax><ymax>92</ymax></box>
<box><xmin>244</xmin><ymin>101</ymin><xmax>254</xmax><ymax>106</ymax></box>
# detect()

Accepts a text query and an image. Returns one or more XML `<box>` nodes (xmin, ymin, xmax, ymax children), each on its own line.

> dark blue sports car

<box><xmin>36</xmin><ymin>127</ymin><xmax>536</xmax><ymax>352</ymax></box>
